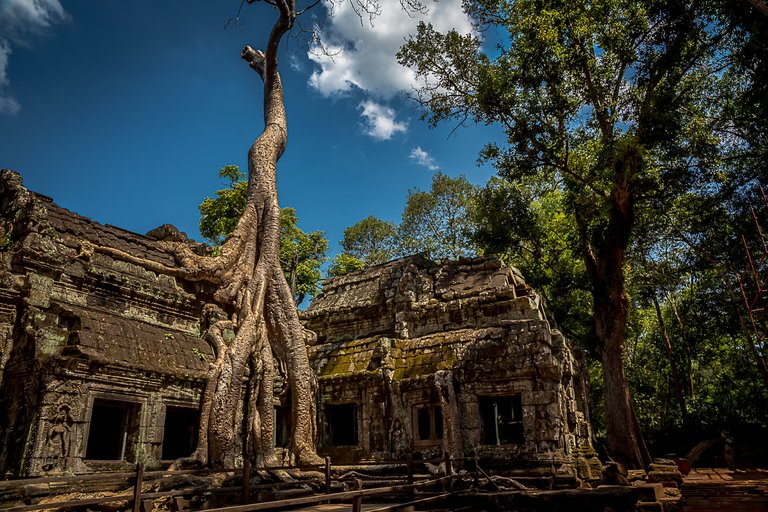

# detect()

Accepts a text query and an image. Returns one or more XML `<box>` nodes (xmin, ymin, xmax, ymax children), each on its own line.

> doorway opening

<box><xmin>85</xmin><ymin>399</ymin><xmax>140</xmax><ymax>461</ymax></box>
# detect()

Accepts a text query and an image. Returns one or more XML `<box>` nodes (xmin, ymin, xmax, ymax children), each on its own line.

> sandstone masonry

<box><xmin>0</xmin><ymin>170</ymin><xmax>214</xmax><ymax>476</ymax></box>
<box><xmin>304</xmin><ymin>253</ymin><xmax>595</xmax><ymax>479</ymax></box>
<box><xmin>0</xmin><ymin>170</ymin><xmax>596</xmax><ymax>482</ymax></box>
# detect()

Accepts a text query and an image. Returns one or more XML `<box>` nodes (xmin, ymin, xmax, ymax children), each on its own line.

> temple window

<box><xmin>413</xmin><ymin>404</ymin><xmax>443</xmax><ymax>446</ymax></box>
<box><xmin>274</xmin><ymin>404</ymin><xmax>291</xmax><ymax>448</ymax></box>
<box><xmin>85</xmin><ymin>399</ymin><xmax>140</xmax><ymax>461</ymax></box>
<box><xmin>325</xmin><ymin>403</ymin><xmax>358</xmax><ymax>446</ymax></box>
<box><xmin>479</xmin><ymin>394</ymin><xmax>524</xmax><ymax>445</ymax></box>
<box><xmin>162</xmin><ymin>406</ymin><xmax>199</xmax><ymax>460</ymax></box>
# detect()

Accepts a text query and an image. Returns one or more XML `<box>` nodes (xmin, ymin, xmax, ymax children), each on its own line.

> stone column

<box><xmin>434</xmin><ymin>370</ymin><xmax>462</xmax><ymax>464</ymax></box>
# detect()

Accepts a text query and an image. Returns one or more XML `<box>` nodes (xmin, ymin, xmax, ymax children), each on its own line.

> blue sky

<box><xmin>0</xmin><ymin>0</ymin><xmax>502</xmax><ymax>264</ymax></box>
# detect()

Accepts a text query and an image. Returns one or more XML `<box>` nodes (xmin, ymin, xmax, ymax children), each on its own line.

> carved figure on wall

<box><xmin>390</xmin><ymin>418</ymin><xmax>406</xmax><ymax>455</ymax></box>
<box><xmin>44</xmin><ymin>404</ymin><xmax>72</xmax><ymax>468</ymax></box>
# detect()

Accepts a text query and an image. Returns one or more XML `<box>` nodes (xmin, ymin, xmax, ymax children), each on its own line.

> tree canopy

<box><xmin>400</xmin><ymin>171</ymin><xmax>477</xmax><ymax>261</ymax></box>
<box><xmin>339</xmin><ymin>215</ymin><xmax>399</xmax><ymax>267</ymax></box>
<box><xmin>399</xmin><ymin>0</ymin><xmax>767</xmax><ymax>467</ymax></box>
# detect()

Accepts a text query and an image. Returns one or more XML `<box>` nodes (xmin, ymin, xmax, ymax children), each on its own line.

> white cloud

<box><xmin>0</xmin><ymin>40</ymin><xmax>11</xmax><ymax>87</ymax></box>
<box><xmin>289</xmin><ymin>53</ymin><xmax>304</xmax><ymax>72</ymax></box>
<box><xmin>410</xmin><ymin>146</ymin><xmax>439</xmax><ymax>170</ymax></box>
<box><xmin>308</xmin><ymin>0</ymin><xmax>473</xmax><ymax>99</ymax></box>
<box><xmin>307</xmin><ymin>0</ymin><xmax>473</xmax><ymax>138</ymax></box>
<box><xmin>0</xmin><ymin>0</ymin><xmax>68</xmax><ymax>115</ymax></box>
<box><xmin>0</xmin><ymin>95</ymin><xmax>21</xmax><ymax>115</ymax></box>
<box><xmin>0</xmin><ymin>0</ymin><xmax>67</xmax><ymax>43</ymax></box>
<box><xmin>359</xmin><ymin>100</ymin><xmax>407</xmax><ymax>140</ymax></box>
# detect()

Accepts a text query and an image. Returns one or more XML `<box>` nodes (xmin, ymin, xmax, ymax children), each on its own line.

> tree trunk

<box><xmin>592</xmin><ymin>257</ymin><xmax>651</xmax><ymax>469</ymax></box>
<box><xmin>668</xmin><ymin>293</ymin><xmax>695</xmax><ymax>398</ymax></box>
<box><xmin>651</xmin><ymin>291</ymin><xmax>689</xmax><ymax>424</ymax></box>
<box><xmin>576</xmin><ymin>154</ymin><xmax>651</xmax><ymax>469</ymax></box>
<box><xmin>84</xmin><ymin>2</ymin><xmax>321</xmax><ymax>469</ymax></box>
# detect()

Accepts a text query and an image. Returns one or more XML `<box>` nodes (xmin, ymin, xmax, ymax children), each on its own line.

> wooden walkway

<box><xmin>682</xmin><ymin>468</ymin><xmax>768</xmax><ymax>511</ymax></box>
<box><xmin>287</xmin><ymin>505</ymin><xmax>391</xmax><ymax>511</ymax></box>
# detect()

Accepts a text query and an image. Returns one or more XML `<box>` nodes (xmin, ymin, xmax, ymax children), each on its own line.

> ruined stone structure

<box><xmin>0</xmin><ymin>170</ymin><xmax>594</xmax><ymax>479</ymax></box>
<box><xmin>0</xmin><ymin>171</ymin><xmax>214</xmax><ymax>476</ymax></box>
<box><xmin>304</xmin><ymin>255</ymin><xmax>594</xmax><ymax>475</ymax></box>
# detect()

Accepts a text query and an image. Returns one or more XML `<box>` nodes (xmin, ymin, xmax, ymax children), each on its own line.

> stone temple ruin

<box><xmin>0</xmin><ymin>170</ymin><xmax>597</xmax><ymax>481</ymax></box>
<box><xmin>304</xmin><ymin>254</ymin><xmax>594</xmax><ymax>473</ymax></box>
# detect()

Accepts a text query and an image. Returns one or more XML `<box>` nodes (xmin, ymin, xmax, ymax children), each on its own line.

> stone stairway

<box><xmin>681</xmin><ymin>468</ymin><xmax>768</xmax><ymax>511</ymax></box>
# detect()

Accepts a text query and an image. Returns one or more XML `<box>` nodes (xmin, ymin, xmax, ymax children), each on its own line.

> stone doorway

<box><xmin>84</xmin><ymin>399</ymin><xmax>140</xmax><ymax>461</ymax></box>
<box><xmin>162</xmin><ymin>406</ymin><xmax>200</xmax><ymax>460</ymax></box>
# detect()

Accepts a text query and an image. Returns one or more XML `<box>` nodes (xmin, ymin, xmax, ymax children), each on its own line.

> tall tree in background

<box><xmin>331</xmin><ymin>172</ymin><xmax>477</xmax><ymax>276</ymax></box>
<box><xmin>472</xmin><ymin>177</ymin><xmax>593</xmax><ymax>345</ymax></box>
<box><xmin>338</xmin><ymin>215</ymin><xmax>399</xmax><ymax>267</ymax></box>
<box><xmin>399</xmin><ymin>172</ymin><xmax>476</xmax><ymax>261</ymax></box>
<box><xmin>199</xmin><ymin>165</ymin><xmax>249</xmax><ymax>246</ymax></box>
<box><xmin>399</xmin><ymin>0</ymin><xmax>741</xmax><ymax>467</ymax></box>
<box><xmin>199</xmin><ymin>165</ymin><xmax>328</xmax><ymax>306</ymax></box>
<box><xmin>279</xmin><ymin>208</ymin><xmax>328</xmax><ymax>305</ymax></box>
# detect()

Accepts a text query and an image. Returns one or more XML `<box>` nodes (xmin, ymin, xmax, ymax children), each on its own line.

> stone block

<box><xmin>647</xmin><ymin>468</ymin><xmax>683</xmax><ymax>487</ymax></box>
<box><xmin>633</xmin><ymin>482</ymin><xmax>664</xmax><ymax>501</ymax></box>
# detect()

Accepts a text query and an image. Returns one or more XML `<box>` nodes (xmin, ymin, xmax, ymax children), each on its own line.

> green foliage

<box><xmin>280</xmin><ymin>207</ymin><xmax>329</xmax><ymax>305</ymax></box>
<box><xmin>199</xmin><ymin>165</ymin><xmax>247</xmax><ymax>246</ymax></box>
<box><xmin>472</xmin><ymin>178</ymin><xmax>593</xmax><ymax>348</ymax></box>
<box><xmin>328</xmin><ymin>253</ymin><xmax>365</xmax><ymax>278</ymax></box>
<box><xmin>340</xmin><ymin>215</ymin><xmax>399</xmax><ymax>267</ymax></box>
<box><xmin>399</xmin><ymin>0</ymin><xmax>768</xmax><ymax>459</ymax></box>
<box><xmin>192</xmin><ymin>347</ymin><xmax>208</xmax><ymax>363</ymax></box>
<box><xmin>198</xmin><ymin>165</ymin><xmax>328</xmax><ymax>305</ymax></box>
<box><xmin>334</xmin><ymin>172</ymin><xmax>477</xmax><ymax>273</ymax></box>
<box><xmin>0</xmin><ymin>231</ymin><xmax>12</xmax><ymax>251</ymax></box>
<box><xmin>399</xmin><ymin>172</ymin><xmax>477</xmax><ymax>261</ymax></box>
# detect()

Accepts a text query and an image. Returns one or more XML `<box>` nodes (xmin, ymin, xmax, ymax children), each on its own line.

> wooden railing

<box><xmin>1</xmin><ymin>452</ymin><xmax>471</xmax><ymax>512</ymax></box>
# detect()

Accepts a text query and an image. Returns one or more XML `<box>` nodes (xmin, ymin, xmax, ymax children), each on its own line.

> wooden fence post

<box><xmin>352</xmin><ymin>495</ymin><xmax>363</xmax><ymax>512</ymax></box>
<box><xmin>325</xmin><ymin>456</ymin><xmax>331</xmax><ymax>494</ymax></box>
<box><xmin>132</xmin><ymin>462</ymin><xmax>144</xmax><ymax>512</ymax></box>
<box><xmin>242</xmin><ymin>460</ymin><xmax>251</xmax><ymax>504</ymax></box>
<box><xmin>406</xmin><ymin>453</ymin><xmax>414</xmax><ymax>501</ymax></box>
<box><xmin>444</xmin><ymin>451</ymin><xmax>452</xmax><ymax>492</ymax></box>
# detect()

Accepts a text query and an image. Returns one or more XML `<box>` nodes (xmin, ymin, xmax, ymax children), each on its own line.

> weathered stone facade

<box><xmin>0</xmin><ymin>171</ymin><xmax>214</xmax><ymax>476</ymax></box>
<box><xmin>0</xmin><ymin>170</ymin><xmax>594</xmax><ymax>479</ymax></box>
<box><xmin>304</xmin><ymin>254</ymin><xmax>594</xmax><ymax>473</ymax></box>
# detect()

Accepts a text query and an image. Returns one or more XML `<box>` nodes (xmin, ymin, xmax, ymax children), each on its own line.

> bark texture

<box><xmin>576</xmin><ymin>154</ymin><xmax>652</xmax><ymax>470</ymax></box>
<box><xmin>78</xmin><ymin>1</ymin><xmax>320</xmax><ymax>468</ymax></box>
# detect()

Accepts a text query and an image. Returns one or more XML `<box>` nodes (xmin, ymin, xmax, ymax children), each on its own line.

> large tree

<box><xmin>79</xmin><ymin>0</ymin><xmax>322</xmax><ymax>467</ymax></box>
<box><xmin>339</xmin><ymin>215</ymin><xmax>399</xmax><ymax>266</ymax></box>
<box><xmin>399</xmin><ymin>171</ymin><xmax>477</xmax><ymax>261</ymax></box>
<box><xmin>199</xmin><ymin>165</ymin><xmax>328</xmax><ymax>306</ymax></box>
<box><xmin>398</xmin><ymin>0</ymin><xmax>743</xmax><ymax>467</ymax></box>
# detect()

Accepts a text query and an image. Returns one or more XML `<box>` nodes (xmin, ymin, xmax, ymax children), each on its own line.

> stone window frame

<box><xmin>323</xmin><ymin>402</ymin><xmax>359</xmax><ymax>447</ymax></box>
<box><xmin>411</xmin><ymin>403</ymin><xmax>443</xmax><ymax>448</ymax></box>
<box><xmin>155</xmin><ymin>397</ymin><xmax>204</xmax><ymax>461</ymax></box>
<box><xmin>160</xmin><ymin>405</ymin><xmax>200</xmax><ymax>461</ymax></box>
<box><xmin>478</xmin><ymin>393</ymin><xmax>525</xmax><ymax>446</ymax></box>
<box><xmin>82</xmin><ymin>392</ymin><xmax>145</xmax><ymax>462</ymax></box>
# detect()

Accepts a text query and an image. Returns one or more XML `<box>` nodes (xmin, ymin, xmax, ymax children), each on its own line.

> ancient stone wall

<box><xmin>303</xmin><ymin>255</ymin><xmax>593</xmax><ymax>474</ymax></box>
<box><xmin>0</xmin><ymin>171</ymin><xmax>213</xmax><ymax>476</ymax></box>
<box><xmin>0</xmin><ymin>170</ymin><xmax>595</xmax><ymax>480</ymax></box>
